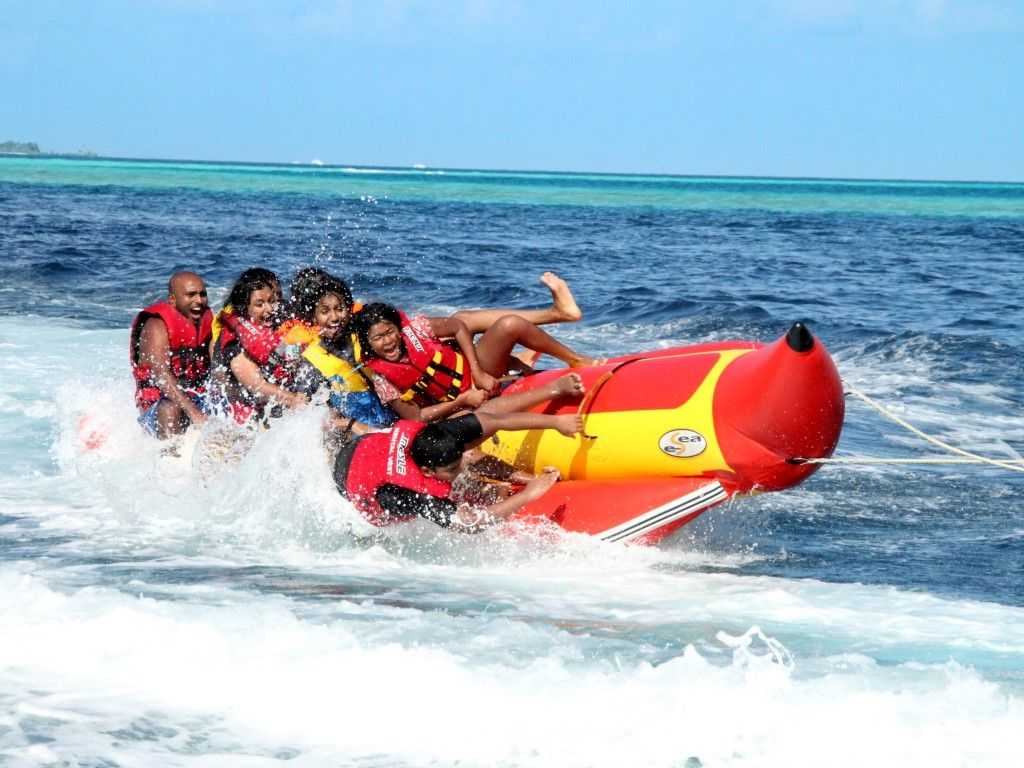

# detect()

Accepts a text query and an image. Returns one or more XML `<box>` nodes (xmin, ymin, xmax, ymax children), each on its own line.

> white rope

<box><xmin>800</xmin><ymin>456</ymin><xmax>1024</xmax><ymax>466</ymax></box>
<box><xmin>797</xmin><ymin>384</ymin><xmax>1024</xmax><ymax>474</ymax></box>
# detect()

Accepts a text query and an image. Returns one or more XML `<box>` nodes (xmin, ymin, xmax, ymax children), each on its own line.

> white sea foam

<box><xmin>2</xmin><ymin>567</ymin><xmax>1022</xmax><ymax>767</ymax></box>
<box><xmin>835</xmin><ymin>339</ymin><xmax>1024</xmax><ymax>464</ymax></box>
<box><xmin>3</xmin><ymin>316</ymin><xmax>1024</xmax><ymax>765</ymax></box>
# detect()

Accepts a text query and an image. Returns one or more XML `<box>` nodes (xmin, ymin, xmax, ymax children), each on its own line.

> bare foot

<box><xmin>540</xmin><ymin>272</ymin><xmax>583</xmax><ymax>322</ymax></box>
<box><xmin>568</xmin><ymin>355</ymin><xmax>605</xmax><ymax>368</ymax></box>
<box><xmin>549</xmin><ymin>372</ymin><xmax>585</xmax><ymax>399</ymax></box>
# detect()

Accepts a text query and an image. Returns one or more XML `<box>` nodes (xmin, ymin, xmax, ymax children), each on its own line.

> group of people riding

<box><xmin>129</xmin><ymin>267</ymin><xmax>599</xmax><ymax>532</ymax></box>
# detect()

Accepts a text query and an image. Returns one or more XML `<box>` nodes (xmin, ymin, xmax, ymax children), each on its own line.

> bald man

<box><xmin>129</xmin><ymin>272</ymin><xmax>214</xmax><ymax>438</ymax></box>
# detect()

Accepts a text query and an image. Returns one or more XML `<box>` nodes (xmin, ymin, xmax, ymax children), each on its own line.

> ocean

<box><xmin>1</xmin><ymin>156</ymin><xmax>1022</xmax><ymax>767</ymax></box>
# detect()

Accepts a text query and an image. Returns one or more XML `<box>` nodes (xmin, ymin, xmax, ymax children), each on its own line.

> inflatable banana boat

<box><xmin>484</xmin><ymin>323</ymin><xmax>844</xmax><ymax>544</ymax></box>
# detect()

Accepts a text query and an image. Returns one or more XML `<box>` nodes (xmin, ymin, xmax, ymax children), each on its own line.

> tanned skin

<box><xmin>136</xmin><ymin>271</ymin><xmax>209</xmax><ymax>438</ymax></box>
<box><xmin>419</xmin><ymin>378</ymin><xmax>586</xmax><ymax>532</ymax></box>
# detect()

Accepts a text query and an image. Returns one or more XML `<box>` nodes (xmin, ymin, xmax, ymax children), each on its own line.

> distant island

<box><xmin>0</xmin><ymin>140</ymin><xmax>98</xmax><ymax>157</ymax></box>
<box><xmin>1</xmin><ymin>140</ymin><xmax>41</xmax><ymax>155</ymax></box>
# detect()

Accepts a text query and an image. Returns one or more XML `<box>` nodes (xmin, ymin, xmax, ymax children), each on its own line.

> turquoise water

<box><xmin>4</xmin><ymin>155</ymin><xmax>1024</xmax><ymax>215</ymax></box>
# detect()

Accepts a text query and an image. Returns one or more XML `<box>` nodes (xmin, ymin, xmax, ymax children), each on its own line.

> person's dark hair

<box><xmin>290</xmin><ymin>267</ymin><xmax>330</xmax><ymax>301</ymax></box>
<box><xmin>287</xmin><ymin>267</ymin><xmax>354</xmax><ymax>323</ymax></box>
<box><xmin>410</xmin><ymin>424</ymin><xmax>464</xmax><ymax>469</ymax></box>
<box><xmin>353</xmin><ymin>302</ymin><xmax>403</xmax><ymax>359</ymax></box>
<box><xmin>224</xmin><ymin>268</ymin><xmax>280</xmax><ymax>321</ymax></box>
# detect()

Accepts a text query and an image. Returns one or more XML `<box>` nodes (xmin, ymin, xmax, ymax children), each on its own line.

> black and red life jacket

<box><xmin>345</xmin><ymin>420</ymin><xmax>452</xmax><ymax>526</ymax></box>
<box><xmin>362</xmin><ymin>311</ymin><xmax>472</xmax><ymax>405</ymax></box>
<box><xmin>212</xmin><ymin>310</ymin><xmax>301</xmax><ymax>425</ymax></box>
<box><xmin>129</xmin><ymin>301</ymin><xmax>213</xmax><ymax>411</ymax></box>
<box><xmin>215</xmin><ymin>311</ymin><xmax>293</xmax><ymax>384</ymax></box>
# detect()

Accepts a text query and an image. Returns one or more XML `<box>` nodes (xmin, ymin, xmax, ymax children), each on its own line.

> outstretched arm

<box><xmin>467</xmin><ymin>410</ymin><xmax>583</xmax><ymax>448</ymax></box>
<box><xmin>385</xmin><ymin>387</ymin><xmax>487</xmax><ymax>423</ymax></box>
<box><xmin>230</xmin><ymin>353</ymin><xmax>307</xmax><ymax>409</ymax></box>
<box><xmin>450</xmin><ymin>467</ymin><xmax>561</xmax><ymax>532</ymax></box>
<box><xmin>375</xmin><ymin>468</ymin><xmax>562</xmax><ymax>534</ymax></box>
<box><xmin>449</xmin><ymin>409</ymin><xmax>581</xmax><ymax>527</ymax></box>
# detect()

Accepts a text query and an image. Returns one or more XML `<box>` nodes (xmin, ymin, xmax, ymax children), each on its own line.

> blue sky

<box><xmin>2</xmin><ymin>0</ymin><xmax>1021</xmax><ymax>180</ymax></box>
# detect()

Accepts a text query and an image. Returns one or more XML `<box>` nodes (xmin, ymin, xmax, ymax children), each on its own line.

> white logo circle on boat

<box><xmin>659</xmin><ymin>429</ymin><xmax>707</xmax><ymax>458</ymax></box>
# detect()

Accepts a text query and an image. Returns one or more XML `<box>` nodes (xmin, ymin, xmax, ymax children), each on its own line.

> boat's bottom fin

<box><xmin>515</xmin><ymin>477</ymin><xmax>730</xmax><ymax>545</ymax></box>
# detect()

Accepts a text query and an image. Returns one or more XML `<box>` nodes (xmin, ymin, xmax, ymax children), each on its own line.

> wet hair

<box><xmin>290</xmin><ymin>266</ymin><xmax>330</xmax><ymax>301</ymax></box>
<box><xmin>353</xmin><ymin>302</ymin><xmax>403</xmax><ymax>359</ymax></box>
<box><xmin>410</xmin><ymin>424</ymin><xmax>464</xmax><ymax>469</ymax></box>
<box><xmin>224</xmin><ymin>268</ymin><xmax>281</xmax><ymax>321</ymax></box>
<box><xmin>287</xmin><ymin>267</ymin><xmax>354</xmax><ymax>323</ymax></box>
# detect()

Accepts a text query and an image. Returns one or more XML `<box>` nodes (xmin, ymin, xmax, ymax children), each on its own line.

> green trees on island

<box><xmin>0</xmin><ymin>141</ymin><xmax>97</xmax><ymax>157</ymax></box>
<box><xmin>0</xmin><ymin>141</ymin><xmax>41</xmax><ymax>154</ymax></box>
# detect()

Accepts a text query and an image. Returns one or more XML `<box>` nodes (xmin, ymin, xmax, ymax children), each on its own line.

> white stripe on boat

<box><xmin>598</xmin><ymin>481</ymin><xmax>729</xmax><ymax>543</ymax></box>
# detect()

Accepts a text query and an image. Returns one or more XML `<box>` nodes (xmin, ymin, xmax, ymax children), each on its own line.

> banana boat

<box><xmin>485</xmin><ymin>323</ymin><xmax>844</xmax><ymax>544</ymax></box>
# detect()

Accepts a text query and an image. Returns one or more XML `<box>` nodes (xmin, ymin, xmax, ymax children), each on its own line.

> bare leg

<box><xmin>477</xmin><ymin>373</ymin><xmax>584</xmax><ymax>415</ymax></box>
<box><xmin>452</xmin><ymin>272</ymin><xmax>583</xmax><ymax>333</ymax></box>
<box><xmin>474</xmin><ymin>316</ymin><xmax>598</xmax><ymax>375</ymax></box>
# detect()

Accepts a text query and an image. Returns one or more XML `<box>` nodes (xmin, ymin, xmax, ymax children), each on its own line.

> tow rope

<box><xmin>791</xmin><ymin>384</ymin><xmax>1024</xmax><ymax>473</ymax></box>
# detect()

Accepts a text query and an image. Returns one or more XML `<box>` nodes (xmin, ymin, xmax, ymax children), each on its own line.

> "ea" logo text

<box><xmin>658</xmin><ymin>429</ymin><xmax>707</xmax><ymax>458</ymax></box>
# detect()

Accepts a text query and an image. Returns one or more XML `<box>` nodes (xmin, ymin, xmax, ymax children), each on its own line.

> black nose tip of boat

<box><xmin>786</xmin><ymin>322</ymin><xmax>815</xmax><ymax>352</ymax></box>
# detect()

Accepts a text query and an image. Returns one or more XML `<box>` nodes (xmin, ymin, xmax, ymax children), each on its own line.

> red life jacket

<box><xmin>345</xmin><ymin>420</ymin><xmax>452</xmax><ymax>526</ymax></box>
<box><xmin>217</xmin><ymin>312</ymin><xmax>282</xmax><ymax>367</ymax></box>
<box><xmin>364</xmin><ymin>312</ymin><xmax>472</xmax><ymax>405</ymax></box>
<box><xmin>129</xmin><ymin>302</ymin><xmax>213</xmax><ymax>411</ymax></box>
<box><xmin>213</xmin><ymin>311</ymin><xmax>298</xmax><ymax>425</ymax></box>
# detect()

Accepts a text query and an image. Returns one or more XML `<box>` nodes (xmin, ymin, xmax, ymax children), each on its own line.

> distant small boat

<box><xmin>310</xmin><ymin>159</ymin><xmax>324</xmax><ymax>166</ymax></box>
<box><xmin>484</xmin><ymin>323</ymin><xmax>845</xmax><ymax>544</ymax></box>
<box><xmin>412</xmin><ymin>163</ymin><xmax>427</xmax><ymax>169</ymax></box>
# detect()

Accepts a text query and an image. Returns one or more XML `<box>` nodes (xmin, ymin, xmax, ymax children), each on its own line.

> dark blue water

<box><xmin>3</xmin><ymin>158</ymin><xmax>1023</xmax><ymax>607</ymax></box>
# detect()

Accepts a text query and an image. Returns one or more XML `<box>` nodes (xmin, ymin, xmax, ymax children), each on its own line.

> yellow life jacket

<box><xmin>301</xmin><ymin>336</ymin><xmax>371</xmax><ymax>394</ymax></box>
<box><xmin>210</xmin><ymin>303</ymin><xmax>234</xmax><ymax>343</ymax></box>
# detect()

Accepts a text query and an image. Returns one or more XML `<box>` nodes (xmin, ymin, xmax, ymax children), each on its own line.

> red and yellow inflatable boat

<box><xmin>485</xmin><ymin>323</ymin><xmax>844</xmax><ymax>544</ymax></box>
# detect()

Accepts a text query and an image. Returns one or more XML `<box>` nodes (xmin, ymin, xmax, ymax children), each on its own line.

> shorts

<box><xmin>331</xmin><ymin>390</ymin><xmax>398</xmax><ymax>429</ymax></box>
<box><xmin>138</xmin><ymin>393</ymin><xmax>210</xmax><ymax>436</ymax></box>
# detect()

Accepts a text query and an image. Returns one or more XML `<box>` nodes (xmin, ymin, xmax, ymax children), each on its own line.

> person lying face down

<box><xmin>353</xmin><ymin>300</ymin><xmax>599</xmax><ymax>424</ymax></box>
<box><xmin>331</xmin><ymin>374</ymin><xmax>587</xmax><ymax>532</ymax></box>
<box><xmin>130</xmin><ymin>271</ymin><xmax>213</xmax><ymax>438</ymax></box>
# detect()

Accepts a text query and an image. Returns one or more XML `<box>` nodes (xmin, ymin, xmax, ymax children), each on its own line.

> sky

<box><xmin>1</xmin><ymin>0</ymin><xmax>1022</xmax><ymax>181</ymax></box>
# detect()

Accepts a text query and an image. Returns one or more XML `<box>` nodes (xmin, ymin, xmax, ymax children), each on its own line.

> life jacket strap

<box><xmin>400</xmin><ymin>351</ymin><xmax>465</xmax><ymax>403</ymax></box>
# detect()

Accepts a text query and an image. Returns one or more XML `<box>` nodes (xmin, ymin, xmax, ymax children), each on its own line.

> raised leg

<box><xmin>452</xmin><ymin>272</ymin><xmax>583</xmax><ymax>333</ymax></box>
<box><xmin>474</xmin><ymin>316</ymin><xmax>598</xmax><ymax>376</ymax></box>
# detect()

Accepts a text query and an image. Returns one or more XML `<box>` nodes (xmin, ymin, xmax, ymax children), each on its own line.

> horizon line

<box><xmin>3</xmin><ymin>150</ymin><xmax>1023</xmax><ymax>187</ymax></box>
